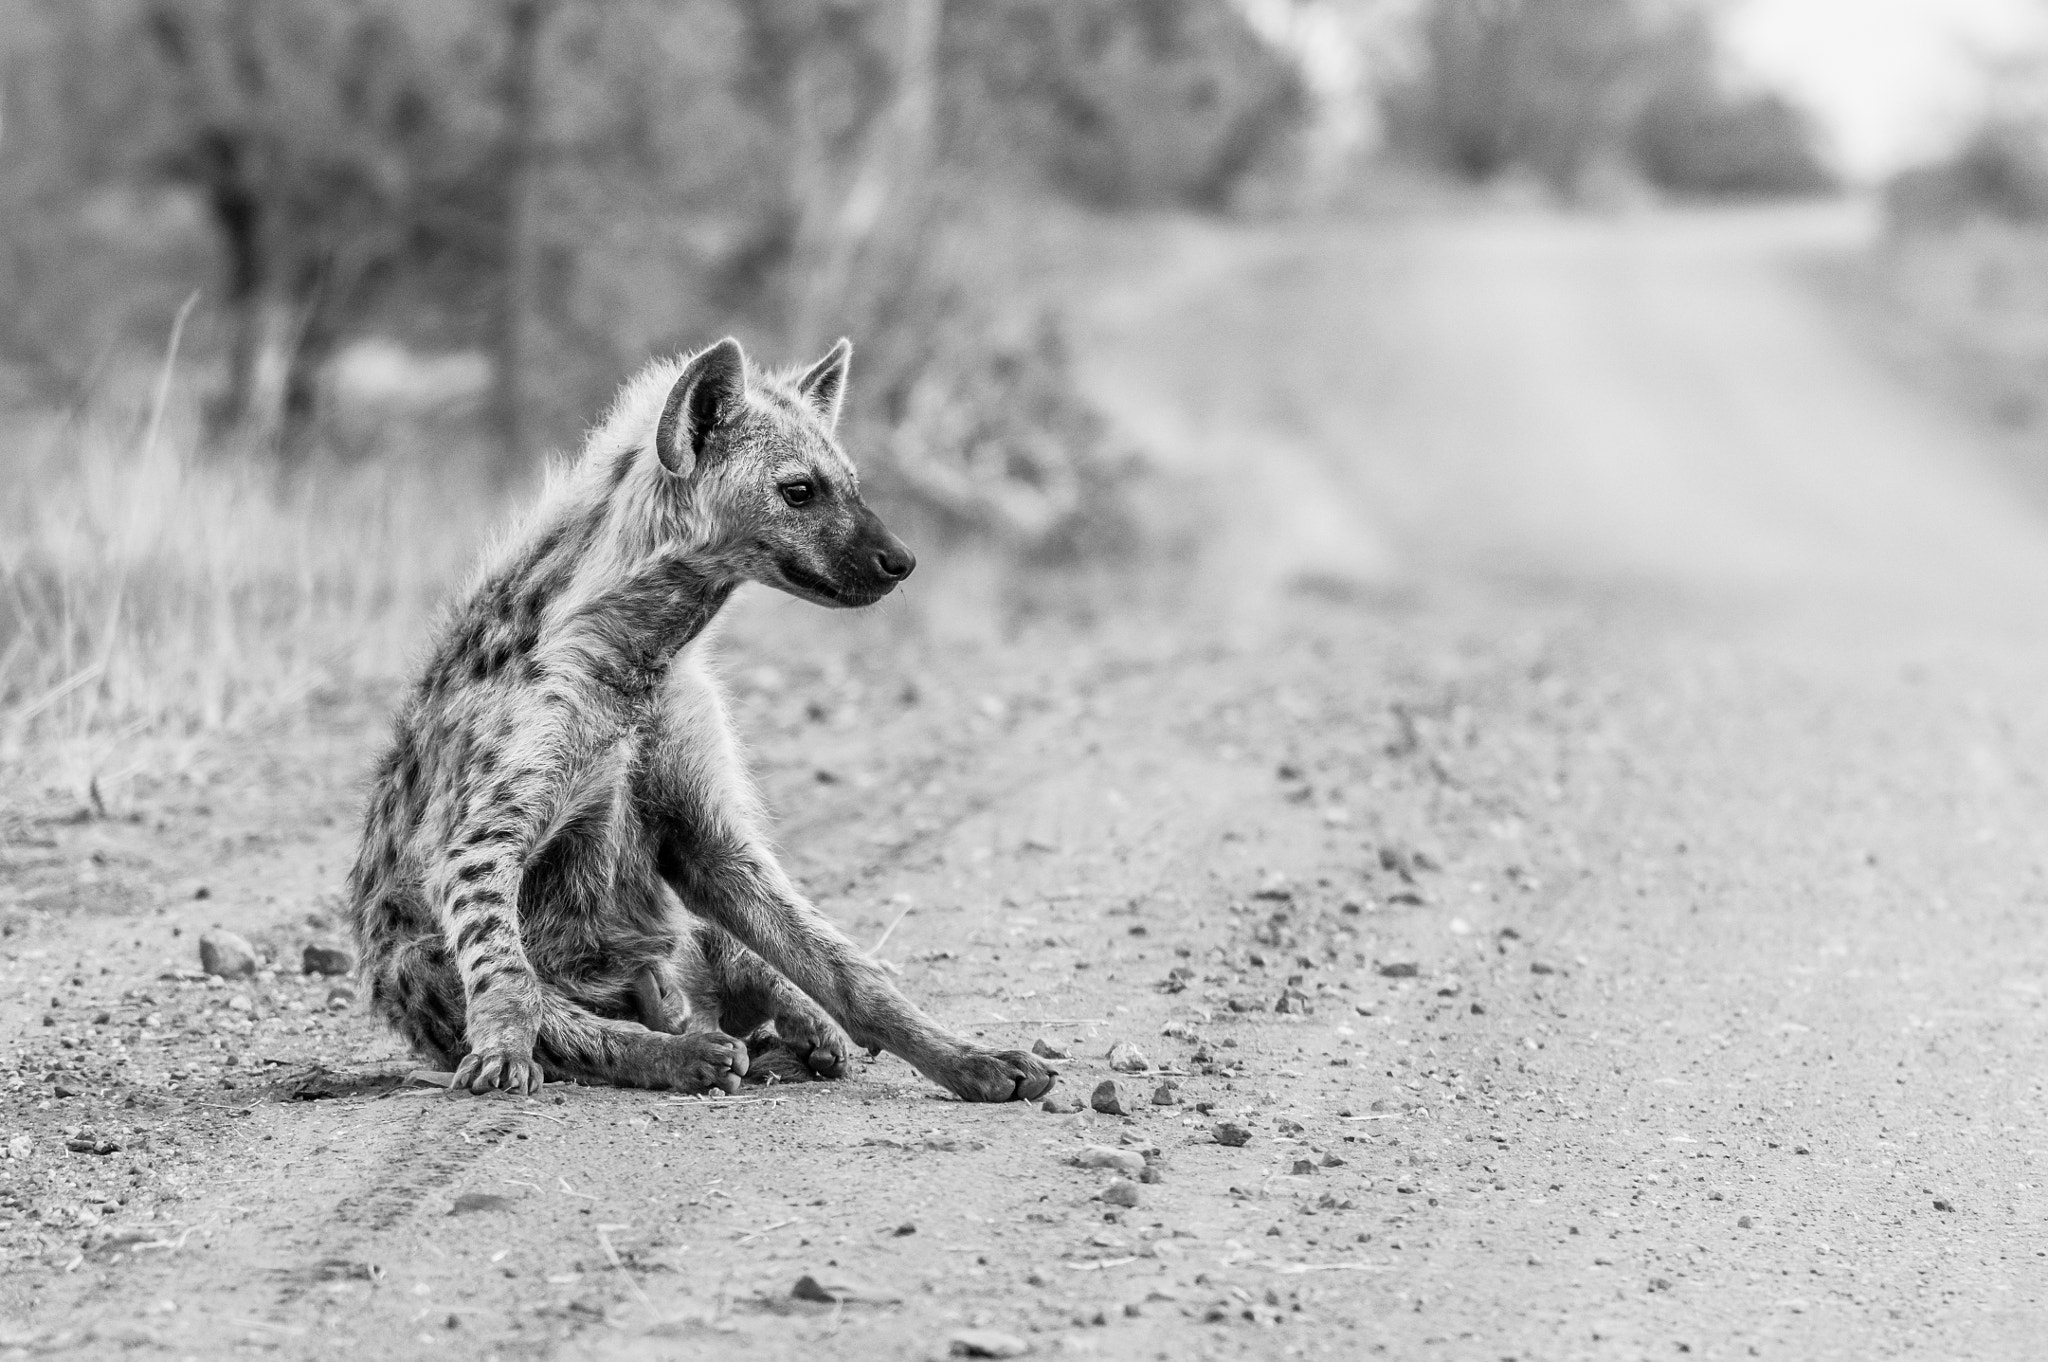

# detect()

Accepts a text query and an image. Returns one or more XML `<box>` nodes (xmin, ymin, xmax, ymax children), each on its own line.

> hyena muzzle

<box><xmin>344</xmin><ymin>336</ymin><xmax>1055</xmax><ymax>1102</ymax></box>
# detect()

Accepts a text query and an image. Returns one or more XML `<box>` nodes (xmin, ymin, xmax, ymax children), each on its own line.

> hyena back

<box><xmin>344</xmin><ymin>337</ymin><xmax>1054</xmax><ymax>1102</ymax></box>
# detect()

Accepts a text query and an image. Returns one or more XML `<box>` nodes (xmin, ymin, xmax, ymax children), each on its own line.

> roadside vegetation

<box><xmin>0</xmin><ymin>0</ymin><xmax>1307</xmax><ymax>775</ymax></box>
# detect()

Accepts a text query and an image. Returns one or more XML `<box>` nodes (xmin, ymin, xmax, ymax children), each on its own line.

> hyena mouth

<box><xmin>776</xmin><ymin>561</ymin><xmax>890</xmax><ymax>608</ymax></box>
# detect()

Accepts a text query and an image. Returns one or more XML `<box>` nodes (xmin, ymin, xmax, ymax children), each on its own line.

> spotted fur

<box><xmin>345</xmin><ymin>338</ymin><xmax>1055</xmax><ymax>1102</ymax></box>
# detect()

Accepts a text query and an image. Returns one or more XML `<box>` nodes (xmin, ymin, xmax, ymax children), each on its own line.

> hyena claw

<box><xmin>451</xmin><ymin>1048</ymin><xmax>544</xmax><ymax>1097</ymax></box>
<box><xmin>930</xmin><ymin>1047</ymin><xmax>1058</xmax><ymax>1103</ymax></box>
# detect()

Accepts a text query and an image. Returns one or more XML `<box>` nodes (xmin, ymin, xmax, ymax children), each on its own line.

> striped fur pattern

<box><xmin>344</xmin><ymin>337</ymin><xmax>1055</xmax><ymax>1102</ymax></box>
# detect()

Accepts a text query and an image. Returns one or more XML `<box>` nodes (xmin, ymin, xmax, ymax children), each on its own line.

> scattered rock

<box><xmin>1074</xmin><ymin>1146</ymin><xmax>1146</xmax><ymax>1176</ymax></box>
<box><xmin>1274</xmin><ymin>989</ymin><xmax>1311</xmax><ymax>1015</ymax></box>
<box><xmin>793</xmin><ymin>1272</ymin><xmax>901</xmax><ymax>1305</ymax></box>
<box><xmin>1151</xmin><ymin>1083</ymin><xmax>1181</xmax><ymax>1107</ymax></box>
<box><xmin>1101</xmin><ymin>1179</ymin><xmax>1141</xmax><ymax>1208</ymax></box>
<box><xmin>1376</xmin><ymin>960</ymin><xmax>1419</xmax><ymax>979</ymax></box>
<box><xmin>301</xmin><ymin>942</ymin><xmax>355</xmax><ymax>977</ymax></box>
<box><xmin>1737</xmin><ymin>1215</ymin><xmax>1753</xmax><ymax>1229</ymax></box>
<box><xmin>65</xmin><ymin>1135</ymin><xmax>119</xmax><ymax>1156</ymax></box>
<box><xmin>449</xmin><ymin>1192</ymin><xmax>513</xmax><ymax>1215</ymax></box>
<box><xmin>1529</xmin><ymin>961</ymin><xmax>1557</xmax><ymax>975</ymax></box>
<box><xmin>199</xmin><ymin>930</ymin><xmax>258</xmax><ymax>979</ymax></box>
<box><xmin>1106</xmin><ymin>1042</ymin><xmax>1148</xmax><ymax>1073</ymax></box>
<box><xmin>1289</xmin><ymin>1159</ymin><xmax>1317</xmax><ymax>1175</ymax></box>
<box><xmin>1030</xmin><ymin>1038</ymin><xmax>1068</xmax><ymax>1060</ymax></box>
<box><xmin>950</xmin><ymin>1329</ymin><xmax>1029</xmax><ymax>1358</ymax></box>
<box><xmin>52</xmin><ymin>1083</ymin><xmax>80</xmax><ymax>1099</ymax></box>
<box><xmin>1090</xmin><ymin>1080</ymin><xmax>1135</xmax><ymax>1117</ymax></box>
<box><xmin>1040</xmin><ymin>1093</ymin><xmax>1082</xmax><ymax>1115</ymax></box>
<box><xmin>1212</xmin><ymin>1122</ymin><xmax>1251</xmax><ymax>1147</ymax></box>
<box><xmin>1320</xmin><ymin>1152</ymin><xmax>1346</xmax><ymax>1168</ymax></box>
<box><xmin>1932</xmin><ymin>1198</ymin><xmax>1954</xmax><ymax>1213</ymax></box>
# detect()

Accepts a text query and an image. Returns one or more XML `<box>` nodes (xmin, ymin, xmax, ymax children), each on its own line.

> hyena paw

<box><xmin>772</xmin><ymin>1004</ymin><xmax>854</xmax><ymax>1080</ymax></box>
<box><xmin>635</xmin><ymin>1031</ymin><xmax>749</xmax><ymax>1095</ymax></box>
<box><xmin>451</xmin><ymin>1047</ymin><xmax>544</xmax><ymax>1097</ymax></box>
<box><xmin>929</xmin><ymin>1046</ymin><xmax>1056</xmax><ymax>1103</ymax></box>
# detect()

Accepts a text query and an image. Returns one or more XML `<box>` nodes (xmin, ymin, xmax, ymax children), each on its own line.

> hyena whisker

<box><xmin>346</xmin><ymin>336</ymin><xmax>1055</xmax><ymax>1104</ymax></box>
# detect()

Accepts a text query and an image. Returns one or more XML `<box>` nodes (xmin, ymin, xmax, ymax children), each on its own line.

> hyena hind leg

<box><xmin>536</xmin><ymin>993</ymin><xmax>750</xmax><ymax>1094</ymax></box>
<box><xmin>681</xmin><ymin>924</ymin><xmax>854</xmax><ymax>1081</ymax></box>
<box><xmin>364</xmin><ymin>933</ymin><xmax>466</xmax><ymax>1071</ymax></box>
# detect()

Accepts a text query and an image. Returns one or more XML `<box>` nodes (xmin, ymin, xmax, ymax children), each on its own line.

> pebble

<box><xmin>1074</xmin><ymin>1145</ymin><xmax>1146</xmax><ymax>1176</ymax></box>
<box><xmin>1290</xmin><ymin>1159</ymin><xmax>1317</xmax><ymax>1175</ymax></box>
<box><xmin>1212</xmin><ymin>1122</ymin><xmax>1251</xmax><ymax>1147</ymax></box>
<box><xmin>1376</xmin><ymin>960</ymin><xmax>1420</xmax><ymax>979</ymax></box>
<box><xmin>199</xmin><ymin>930</ymin><xmax>258</xmax><ymax>979</ymax></box>
<box><xmin>301</xmin><ymin>942</ymin><xmax>355</xmax><ymax>976</ymax></box>
<box><xmin>949</xmin><ymin>1328</ymin><xmax>1029</xmax><ymax>1358</ymax></box>
<box><xmin>1031</xmin><ymin>1037</ymin><xmax>1068</xmax><ymax>1060</ymax></box>
<box><xmin>1932</xmin><ymin>1198</ymin><xmax>1954</xmax><ymax>1213</ymax></box>
<box><xmin>1106</xmin><ymin>1042</ymin><xmax>1148</xmax><ymax>1073</ymax></box>
<box><xmin>793</xmin><ymin>1272</ymin><xmax>901</xmax><ymax>1304</ymax></box>
<box><xmin>1151</xmin><ymin>1083</ymin><xmax>1181</xmax><ymax>1106</ymax></box>
<box><xmin>1040</xmin><ymin>1093</ymin><xmax>1082</xmax><ymax>1115</ymax></box>
<box><xmin>1101</xmin><ymin>1178</ymin><xmax>1142</xmax><ymax>1208</ymax></box>
<box><xmin>65</xmin><ymin>1136</ymin><xmax>120</xmax><ymax>1156</ymax></box>
<box><xmin>1090</xmin><ymin>1080</ymin><xmax>1135</xmax><ymax>1117</ymax></box>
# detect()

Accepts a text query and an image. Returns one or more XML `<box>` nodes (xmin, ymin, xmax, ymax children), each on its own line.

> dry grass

<box><xmin>0</xmin><ymin>385</ymin><xmax>494</xmax><ymax>797</ymax></box>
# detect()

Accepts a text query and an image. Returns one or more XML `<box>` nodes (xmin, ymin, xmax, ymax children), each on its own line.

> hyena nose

<box><xmin>874</xmin><ymin>542</ymin><xmax>916</xmax><ymax>582</ymax></box>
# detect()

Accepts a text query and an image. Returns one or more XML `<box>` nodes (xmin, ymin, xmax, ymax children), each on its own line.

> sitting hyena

<box><xmin>344</xmin><ymin>337</ymin><xmax>1055</xmax><ymax>1102</ymax></box>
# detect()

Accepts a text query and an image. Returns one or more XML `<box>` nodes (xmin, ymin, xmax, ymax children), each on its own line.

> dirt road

<box><xmin>5</xmin><ymin>203</ymin><xmax>2046</xmax><ymax>1361</ymax></box>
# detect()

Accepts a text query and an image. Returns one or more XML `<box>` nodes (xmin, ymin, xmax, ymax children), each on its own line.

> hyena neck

<box><xmin>555</xmin><ymin>554</ymin><xmax>738</xmax><ymax>693</ymax></box>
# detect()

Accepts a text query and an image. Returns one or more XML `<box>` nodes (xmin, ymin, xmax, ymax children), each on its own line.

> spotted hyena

<box><xmin>344</xmin><ymin>337</ymin><xmax>1055</xmax><ymax>1102</ymax></box>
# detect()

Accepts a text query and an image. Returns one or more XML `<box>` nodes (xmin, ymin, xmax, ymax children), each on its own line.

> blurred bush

<box><xmin>1382</xmin><ymin>0</ymin><xmax>1833</xmax><ymax>203</ymax></box>
<box><xmin>0</xmin><ymin>0</ymin><xmax>1306</xmax><ymax>547</ymax></box>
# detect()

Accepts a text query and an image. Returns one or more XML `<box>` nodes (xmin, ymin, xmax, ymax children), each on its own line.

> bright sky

<box><xmin>1725</xmin><ymin>0</ymin><xmax>2048</xmax><ymax>179</ymax></box>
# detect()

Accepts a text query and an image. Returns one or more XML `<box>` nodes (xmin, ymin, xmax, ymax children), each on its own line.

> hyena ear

<box><xmin>795</xmin><ymin>337</ymin><xmax>851</xmax><ymax>429</ymax></box>
<box><xmin>655</xmin><ymin>337</ymin><xmax>747</xmax><ymax>477</ymax></box>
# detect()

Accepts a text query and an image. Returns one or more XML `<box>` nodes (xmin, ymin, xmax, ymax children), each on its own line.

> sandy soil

<box><xmin>4</xmin><ymin>204</ymin><xmax>2047</xmax><ymax>1361</ymax></box>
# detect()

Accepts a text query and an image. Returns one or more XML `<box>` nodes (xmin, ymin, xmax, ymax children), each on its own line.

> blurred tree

<box><xmin>1385</xmin><ymin>0</ymin><xmax>1833</xmax><ymax>202</ymax></box>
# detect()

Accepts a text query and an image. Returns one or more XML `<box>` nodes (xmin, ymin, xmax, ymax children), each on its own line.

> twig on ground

<box><xmin>735</xmin><ymin>1216</ymin><xmax>802</xmax><ymax>1244</ymax></box>
<box><xmin>596</xmin><ymin>1223</ymin><xmax>663</xmax><ymax>1323</ymax></box>
<box><xmin>868</xmin><ymin>904</ymin><xmax>915</xmax><ymax>957</ymax></box>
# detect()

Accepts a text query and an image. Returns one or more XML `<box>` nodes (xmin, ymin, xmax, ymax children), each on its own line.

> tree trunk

<box><xmin>491</xmin><ymin>0</ymin><xmax>551</xmax><ymax>479</ymax></box>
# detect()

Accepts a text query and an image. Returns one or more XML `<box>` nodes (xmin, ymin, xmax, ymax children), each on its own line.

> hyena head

<box><xmin>654</xmin><ymin>336</ymin><xmax>914</xmax><ymax>608</ymax></box>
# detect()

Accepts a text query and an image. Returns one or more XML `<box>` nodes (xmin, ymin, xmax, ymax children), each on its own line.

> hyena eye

<box><xmin>779</xmin><ymin>479</ymin><xmax>816</xmax><ymax>507</ymax></box>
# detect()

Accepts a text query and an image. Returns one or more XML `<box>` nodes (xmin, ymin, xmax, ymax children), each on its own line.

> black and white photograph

<box><xmin>0</xmin><ymin>0</ymin><xmax>2043</xmax><ymax>1357</ymax></box>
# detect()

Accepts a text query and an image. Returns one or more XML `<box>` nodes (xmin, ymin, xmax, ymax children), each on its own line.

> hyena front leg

<box><xmin>436</xmin><ymin>821</ymin><xmax>550</xmax><ymax>1095</ymax></box>
<box><xmin>650</xmin><ymin>798</ymin><xmax>1053</xmax><ymax>1103</ymax></box>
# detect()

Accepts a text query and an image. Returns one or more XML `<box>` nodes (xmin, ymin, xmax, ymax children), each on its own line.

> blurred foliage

<box><xmin>0</xmin><ymin>0</ymin><xmax>1306</xmax><ymax>549</ymax></box>
<box><xmin>1382</xmin><ymin>0</ymin><xmax>1832</xmax><ymax>203</ymax></box>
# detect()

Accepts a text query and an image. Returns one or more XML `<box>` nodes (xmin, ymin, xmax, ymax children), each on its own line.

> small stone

<box><xmin>1106</xmin><ymin>1042</ymin><xmax>1148</xmax><ymax>1073</ymax></box>
<box><xmin>1040</xmin><ymin>1093</ymin><xmax>1082</xmax><ymax>1115</ymax></box>
<box><xmin>1320</xmin><ymin>1151</ymin><xmax>1346</xmax><ymax>1167</ymax></box>
<box><xmin>199</xmin><ymin>930</ymin><xmax>258</xmax><ymax>979</ymax></box>
<box><xmin>1290</xmin><ymin>1159</ymin><xmax>1317</xmax><ymax>1175</ymax></box>
<box><xmin>301</xmin><ymin>942</ymin><xmax>355</xmax><ymax>977</ymax></box>
<box><xmin>1212</xmin><ymin>1122</ymin><xmax>1251</xmax><ymax>1147</ymax></box>
<box><xmin>1737</xmin><ymin>1215</ymin><xmax>1753</xmax><ymax>1229</ymax></box>
<box><xmin>52</xmin><ymin>1083</ymin><xmax>80</xmax><ymax>1099</ymax></box>
<box><xmin>949</xmin><ymin>1328</ymin><xmax>1030</xmax><ymax>1358</ymax></box>
<box><xmin>1376</xmin><ymin>960</ymin><xmax>1419</xmax><ymax>979</ymax></box>
<box><xmin>1074</xmin><ymin>1145</ymin><xmax>1146</xmax><ymax>1176</ymax></box>
<box><xmin>1090</xmin><ymin>1080</ymin><xmax>1134</xmax><ymax>1117</ymax></box>
<box><xmin>793</xmin><ymin>1272</ymin><xmax>901</xmax><ymax>1304</ymax></box>
<box><xmin>1101</xmin><ymin>1179</ymin><xmax>1141</xmax><ymax>1208</ymax></box>
<box><xmin>1151</xmin><ymin>1083</ymin><xmax>1180</xmax><ymax>1106</ymax></box>
<box><xmin>1031</xmin><ymin>1037</ymin><xmax>1067</xmax><ymax>1060</ymax></box>
<box><xmin>1932</xmin><ymin>1198</ymin><xmax>1954</xmax><ymax>1212</ymax></box>
<box><xmin>65</xmin><ymin>1136</ymin><xmax>119</xmax><ymax>1156</ymax></box>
